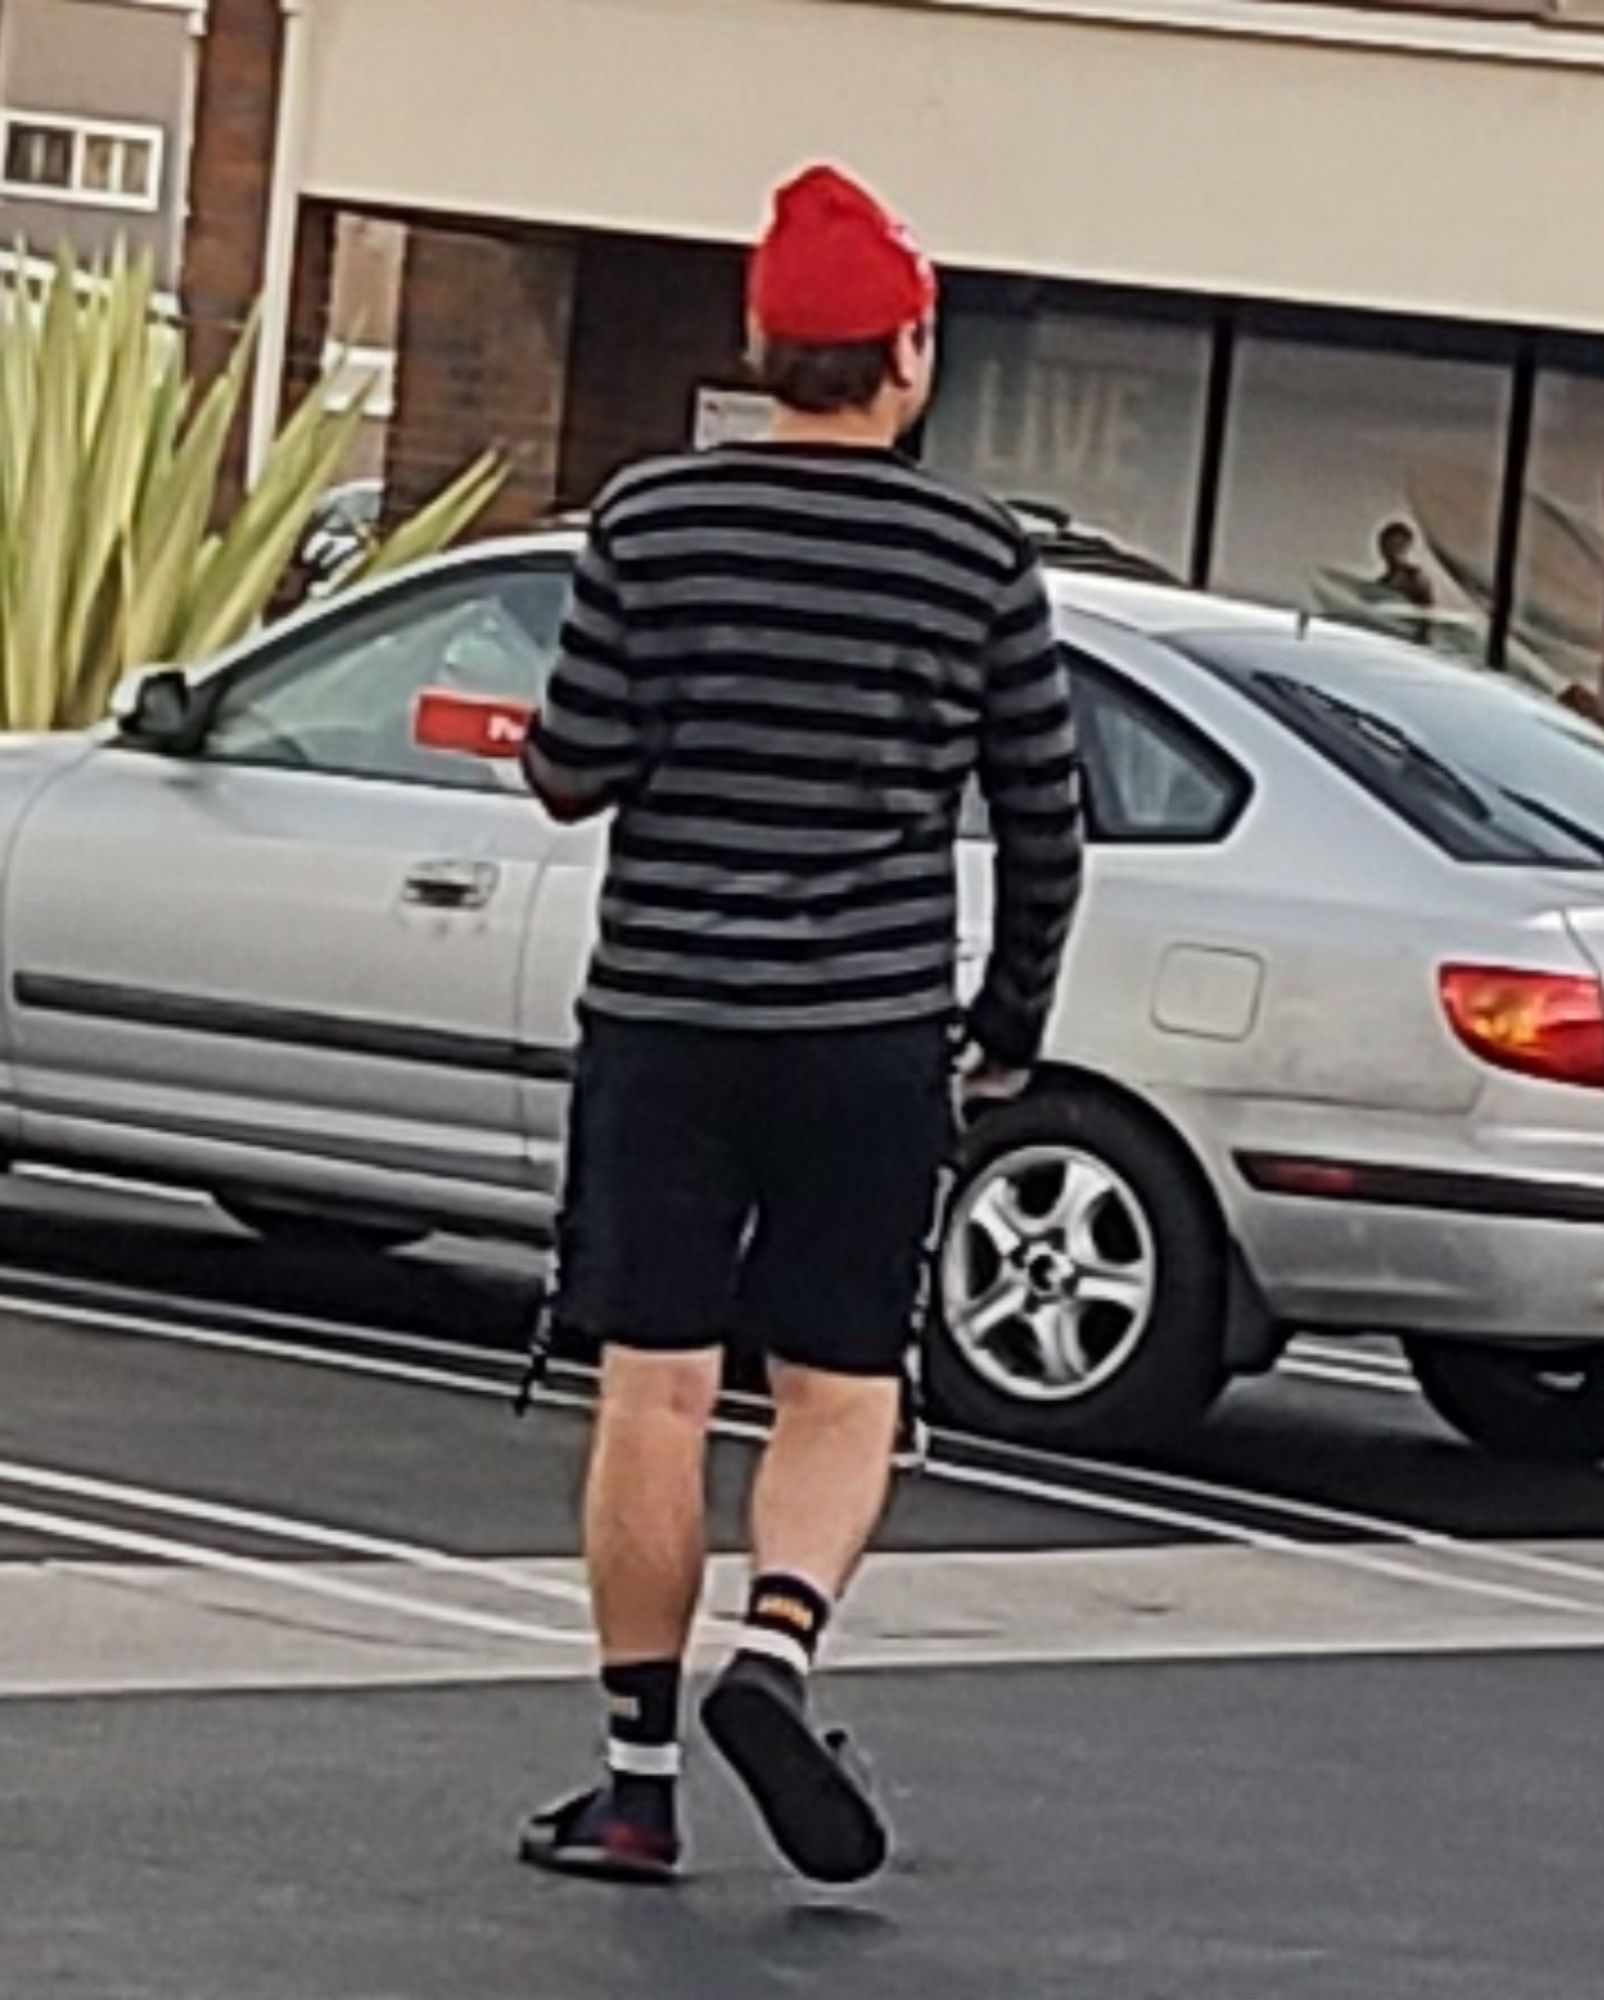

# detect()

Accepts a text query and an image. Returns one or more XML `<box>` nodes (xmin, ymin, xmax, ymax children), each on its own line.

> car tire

<box><xmin>1406</xmin><ymin>1338</ymin><xmax>1604</xmax><ymax>1463</ymax></box>
<box><xmin>925</xmin><ymin>1090</ymin><xmax>1227</xmax><ymax>1453</ymax></box>
<box><xmin>216</xmin><ymin>1197</ymin><xmax>426</xmax><ymax>1257</ymax></box>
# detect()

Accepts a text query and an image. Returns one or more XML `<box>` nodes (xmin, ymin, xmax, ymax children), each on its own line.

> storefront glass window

<box><xmin>1511</xmin><ymin>362</ymin><xmax>1604</xmax><ymax>707</ymax></box>
<box><xmin>925</xmin><ymin>299</ymin><xmax>1211</xmax><ymax>578</ymax></box>
<box><xmin>1212</xmin><ymin>334</ymin><xmax>1511</xmax><ymax>666</ymax></box>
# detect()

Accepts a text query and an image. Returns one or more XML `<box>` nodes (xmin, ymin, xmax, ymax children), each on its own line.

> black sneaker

<box><xmin>517</xmin><ymin>1786</ymin><xmax>681</xmax><ymax>1885</ymax></box>
<box><xmin>701</xmin><ymin>1656</ymin><xmax>888</xmax><ymax>1886</ymax></box>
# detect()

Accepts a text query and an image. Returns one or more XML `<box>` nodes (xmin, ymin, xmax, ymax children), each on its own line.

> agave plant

<box><xmin>0</xmin><ymin>247</ymin><xmax>502</xmax><ymax>732</ymax></box>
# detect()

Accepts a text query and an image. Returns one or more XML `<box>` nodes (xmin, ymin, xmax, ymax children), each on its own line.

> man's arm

<box><xmin>522</xmin><ymin>521</ymin><xmax>645</xmax><ymax>824</ymax></box>
<box><xmin>969</xmin><ymin>546</ymin><xmax>1083</xmax><ymax>1071</ymax></box>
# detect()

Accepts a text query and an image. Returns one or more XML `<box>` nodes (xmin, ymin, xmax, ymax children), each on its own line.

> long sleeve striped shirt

<box><xmin>525</xmin><ymin>444</ymin><xmax>1082</xmax><ymax>1066</ymax></box>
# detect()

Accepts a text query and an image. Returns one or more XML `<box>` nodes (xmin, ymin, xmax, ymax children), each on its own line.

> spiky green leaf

<box><xmin>0</xmin><ymin>247</ymin><xmax>503</xmax><ymax>733</ymax></box>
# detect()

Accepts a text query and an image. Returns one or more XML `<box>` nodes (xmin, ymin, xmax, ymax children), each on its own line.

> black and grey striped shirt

<box><xmin>527</xmin><ymin>444</ymin><xmax>1081</xmax><ymax>1065</ymax></box>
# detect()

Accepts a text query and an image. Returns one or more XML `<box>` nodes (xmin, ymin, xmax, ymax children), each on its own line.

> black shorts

<box><xmin>556</xmin><ymin>1015</ymin><xmax>954</xmax><ymax>1378</ymax></box>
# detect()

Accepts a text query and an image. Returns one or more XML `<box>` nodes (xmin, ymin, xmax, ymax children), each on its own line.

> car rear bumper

<box><xmin>1236</xmin><ymin>1152</ymin><xmax>1604</xmax><ymax>1227</ymax></box>
<box><xmin>1228</xmin><ymin>1150</ymin><xmax>1604</xmax><ymax>1341</ymax></box>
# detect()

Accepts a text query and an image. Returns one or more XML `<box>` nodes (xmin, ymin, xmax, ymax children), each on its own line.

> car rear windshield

<box><xmin>1179</xmin><ymin>629</ymin><xmax>1604</xmax><ymax>868</ymax></box>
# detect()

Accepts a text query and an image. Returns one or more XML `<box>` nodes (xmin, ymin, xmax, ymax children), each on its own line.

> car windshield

<box><xmin>1180</xmin><ymin>629</ymin><xmax>1604</xmax><ymax>867</ymax></box>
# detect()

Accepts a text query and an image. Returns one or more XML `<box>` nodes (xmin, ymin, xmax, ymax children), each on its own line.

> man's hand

<box><xmin>954</xmin><ymin>1048</ymin><xmax>1031</xmax><ymax>1125</ymax></box>
<box><xmin>521</xmin><ymin>739</ymin><xmax>611</xmax><ymax>825</ymax></box>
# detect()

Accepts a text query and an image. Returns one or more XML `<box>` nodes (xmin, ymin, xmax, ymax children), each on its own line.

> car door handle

<box><xmin>402</xmin><ymin>859</ymin><xmax>501</xmax><ymax>911</ymax></box>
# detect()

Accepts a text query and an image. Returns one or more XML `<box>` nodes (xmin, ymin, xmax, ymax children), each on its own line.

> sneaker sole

<box><xmin>701</xmin><ymin>1675</ymin><xmax>888</xmax><ymax>1886</ymax></box>
<box><xmin>517</xmin><ymin>1829</ymin><xmax>680</xmax><ymax>1887</ymax></box>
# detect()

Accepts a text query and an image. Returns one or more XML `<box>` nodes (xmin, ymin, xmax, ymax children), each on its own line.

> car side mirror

<box><xmin>111</xmin><ymin>667</ymin><xmax>197</xmax><ymax>751</ymax></box>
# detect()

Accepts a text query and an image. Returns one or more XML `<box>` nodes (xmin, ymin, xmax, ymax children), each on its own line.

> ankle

<box><xmin>601</xmin><ymin>1658</ymin><xmax>682</xmax><ymax>1829</ymax></box>
<box><xmin>734</xmin><ymin>1571</ymin><xmax>834</xmax><ymax>1680</ymax></box>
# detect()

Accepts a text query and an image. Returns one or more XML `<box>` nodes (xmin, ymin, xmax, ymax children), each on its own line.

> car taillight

<box><xmin>1438</xmin><ymin>964</ymin><xmax>1604</xmax><ymax>1088</ymax></box>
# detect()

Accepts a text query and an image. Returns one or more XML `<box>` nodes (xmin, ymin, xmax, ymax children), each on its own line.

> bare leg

<box><xmin>586</xmin><ymin>1346</ymin><xmax>723</xmax><ymax>1662</ymax></box>
<box><xmin>519</xmin><ymin>1346</ymin><xmax>721</xmax><ymax>1879</ymax></box>
<box><xmin>698</xmin><ymin>1360</ymin><xmax>901</xmax><ymax>1885</ymax></box>
<box><xmin>749</xmin><ymin>1361</ymin><xmax>901</xmax><ymax>1599</ymax></box>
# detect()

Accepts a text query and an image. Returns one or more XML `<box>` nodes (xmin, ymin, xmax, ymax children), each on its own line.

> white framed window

<box><xmin>0</xmin><ymin>112</ymin><xmax>163</xmax><ymax>212</ymax></box>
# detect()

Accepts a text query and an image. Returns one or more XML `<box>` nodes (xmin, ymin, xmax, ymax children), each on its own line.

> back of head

<box><xmin>1379</xmin><ymin>519</ymin><xmax>1416</xmax><ymax>563</ymax></box>
<box><xmin>746</xmin><ymin>164</ymin><xmax>939</xmax><ymax>437</ymax></box>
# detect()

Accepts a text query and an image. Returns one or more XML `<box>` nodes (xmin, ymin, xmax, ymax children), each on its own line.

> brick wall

<box><xmin>559</xmin><ymin>235</ymin><xmax>745</xmax><ymax>508</ymax></box>
<box><xmin>386</xmin><ymin>225</ymin><xmax>745</xmax><ymax>526</ymax></box>
<box><xmin>176</xmin><ymin>0</ymin><xmax>748</xmax><ymax>531</ymax></box>
<box><xmin>282</xmin><ymin>198</ymin><xmax>335</xmax><ymax>419</ymax></box>
<box><xmin>385</xmin><ymin>224</ymin><xmax>577</xmax><ymax>535</ymax></box>
<box><xmin>180</xmin><ymin>0</ymin><xmax>283</xmax><ymax>510</ymax></box>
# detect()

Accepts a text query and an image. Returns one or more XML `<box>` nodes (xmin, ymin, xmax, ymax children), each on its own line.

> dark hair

<box><xmin>1378</xmin><ymin>519</ymin><xmax>1415</xmax><ymax>555</ymax></box>
<box><xmin>750</xmin><ymin>334</ymin><xmax>901</xmax><ymax>414</ymax></box>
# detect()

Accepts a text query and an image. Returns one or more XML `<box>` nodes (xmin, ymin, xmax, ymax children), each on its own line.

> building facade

<box><xmin>186</xmin><ymin>0</ymin><xmax>1604</xmax><ymax>696</ymax></box>
<box><xmin>0</xmin><ymin>0</ymin><xmax>201</xmax><ymax>289</ymax></box>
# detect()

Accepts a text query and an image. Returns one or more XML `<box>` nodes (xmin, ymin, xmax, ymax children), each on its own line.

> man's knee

<box><xmin>768</xmin><ymin>1360</ymin><xmax>900</xmax><ymax>1432</ymax></box>
<box><xmin>599</xmin><ymin>1345</ymin><xmax>723</xmax><ymax>1429</ymax></box>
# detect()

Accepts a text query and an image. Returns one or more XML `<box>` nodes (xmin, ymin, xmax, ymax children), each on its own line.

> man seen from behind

<box><xmin>519</xmin><ymin>164</ymin><xmax>1083</xmax><ymax>1888</ymax></box>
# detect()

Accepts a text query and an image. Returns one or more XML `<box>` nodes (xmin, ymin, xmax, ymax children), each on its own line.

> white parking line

<box><xmin>1281</xmin><ymin>1357</ymin><xmax>1418</xmax><ymax>1394</ymax></box>
<box><xmin>1292</xmin><ymin>1338</ymin><xmax>1411</xmax><ymax>1374</ymax></box>
<box><xmin>12</xmin><ymin>1283</ymin><xmax>1604</xmax><ymax>1626</ymax></box>
<box><xmin>11</xmin><ymin>1165</ymin><xmax>211</xmax><ymax>1206</ymax></box>
<box><xmin>924</xmin><ymin>1462</ymin><xmax>1604</xmax><ymax>1618</ymax></box>
<box><xmin>0</xmin><ymin>1268</ymin><xmax>538</xmax><ymax>1369</ymax></box>
<box><xmin>0</xmin><ymin>1500</ymin><xmax>587</xmax><ymax>1646</ymax></box>
<box><xmin>0</xmin><ymin>1459</ymin><xmax>592</xmax><ymax>1608</ymax></box>
<box><xmin>0</xmin><ymin>1290</ymin><xmax>540</xmax><ymax>1405</ymax></box>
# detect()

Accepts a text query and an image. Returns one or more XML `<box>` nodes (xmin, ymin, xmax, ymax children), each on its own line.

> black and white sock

<box><xmin>734</xmin><ymin>1571</ymin><xmax>833</xmax><ymax>1685</ymax></box>
<box><xmin>602</xmin><ymin>1659</ymin><xmax>681</xmax><ymax>1834</ymax></box>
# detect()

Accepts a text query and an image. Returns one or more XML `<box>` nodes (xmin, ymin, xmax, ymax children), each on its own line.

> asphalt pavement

<box><xmin>5</xmin><ymin>1174</ymin><xmax>1604</xmax><ymax>1998</ymax></box>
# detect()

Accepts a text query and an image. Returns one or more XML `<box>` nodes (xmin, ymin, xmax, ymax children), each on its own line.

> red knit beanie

<box><xmin>749</xmin><ymin>165</ymin><xmax>938</xmax><ymax>345</ymax></box>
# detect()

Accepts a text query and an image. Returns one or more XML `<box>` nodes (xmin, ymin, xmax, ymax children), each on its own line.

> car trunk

<box><xmin>1558</xmin><ymin>890</ymin><xmax>1604</xmax><ymax>981</ymax></box>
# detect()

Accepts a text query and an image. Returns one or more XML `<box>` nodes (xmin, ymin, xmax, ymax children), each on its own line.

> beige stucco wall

<box><xmin>302</xmin><ymin>0</ymin><xmax>1604</xmax><ymax>333</ymax></box>
<box><xmin>0</xmin><ymin>0</ymin><xmax>195</xmax><ymax>282</ymax></box>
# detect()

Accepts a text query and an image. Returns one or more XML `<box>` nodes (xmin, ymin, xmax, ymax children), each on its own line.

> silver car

<box><xmin>11</xmin><ymin>532</ymin><xmax>1604</xmax><ymax>1462</ymax></box>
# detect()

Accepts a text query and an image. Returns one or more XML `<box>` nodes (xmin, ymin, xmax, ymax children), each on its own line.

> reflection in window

<box><xmin>4</xmin><ymin>122</ymin><xmax>71</xmax><ymax>190</ymax></box>
<box><xmin>1512</xmin><ymin>364</ymin><xmax>1604</xmax><ymax>709</ymax></box>
<box><xmin>1212</xmin><ymin>335</ymin><xmax>1511</xmax><ymax>667</ymax></box>
<box><xmin>119</xmin><ymin>138</ymin><xmax>154</xmax><ymax>201</ymax></box>
<box><xmin>203</xmin><ymin>565</ymin><xmax>570</xmax><ymax>790</ymax></box>
<box><xmin>1192</xmin><ymin>631</ymin><xmax>1604</xmax><ymax>867</ymax></box>
<box><xmin>925</xmin><ymin>296</ymin><xmax>1211</xmax><ymax>578</ymax></box>
<box><xmin>1</xmin><ymin>115</ymin><xmax>160</xmax><ymax>206</ymax></box>
<box><xmin>81</xmin><ymin>135</ymin><xmax>118</xmax><ymax>193</ymax></box>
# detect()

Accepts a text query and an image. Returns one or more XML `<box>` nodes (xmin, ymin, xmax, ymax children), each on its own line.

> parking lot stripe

<box><xmin>13</xmin><ymin>1283</ymin><xmax>1604</xmax><ymax>1627</ymax></box>
<box><xmin>0</xmin><ymin>1500</ymin><xmax>589</xmax><ymax>1646</ymax></box>
<box><xmin>1281</xmin><ymin>1358</ymin><xmax>1418</xmax><ymax>1394</ymax></box>
<box><xmin>1292</xmin><ymin>1338</ymin><xmax>1411</xmax><ymax>1374</ymax></box>
<box><xmin>926</xmin><ymin>1463</ymin><xmax>1604</xmax><ymax>1619</ymax></box>
<box><xmin>0</xmin><ymin>1459</ymin><xmax>593</xmax><ymax>1609</ymax></box>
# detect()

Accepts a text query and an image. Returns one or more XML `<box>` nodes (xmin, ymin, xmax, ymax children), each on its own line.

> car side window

<box><xmin>1074</xmin><ymin>660</ymin><xmax>1248</xmax><ymax>844</ymax></box>
<box><xmin>200</xmin><ymin>561</ymin><xmax>571</xmax><ymax>791</ymax></box>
